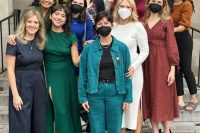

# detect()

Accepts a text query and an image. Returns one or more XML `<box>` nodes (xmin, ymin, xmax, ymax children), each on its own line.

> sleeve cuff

<box><xmin>79</xmin><ymin>97</ymin><xmax>88</xmax><ymax>104</ymax></box>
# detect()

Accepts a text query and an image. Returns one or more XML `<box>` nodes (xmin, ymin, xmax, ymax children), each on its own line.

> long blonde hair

<box><xmin>113</xmin><ymin>0</ymin><xmax>138</xmax><ymax>24</ymax></box>
<box><xmin>15</xmin><ymin>9</ymin><xmax>46</xmax><ymax>50</ymax></box>
<box><xmin>145</xmin><ymin>0</ymin><xmax>170</xmax><ymax>21</ymax></box>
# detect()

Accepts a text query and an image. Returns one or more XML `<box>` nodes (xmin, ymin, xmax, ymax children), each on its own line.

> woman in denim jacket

<box><xmin>78</xmin><ymin>11</ymin><xmax>133</xmax><ymax>133</ymax></box>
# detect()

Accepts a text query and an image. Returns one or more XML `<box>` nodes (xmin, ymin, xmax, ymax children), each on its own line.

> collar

<box><xmin>93</xmin><ymin>36</ymin><xmax>119</xmax><ymax>53</ymax></box>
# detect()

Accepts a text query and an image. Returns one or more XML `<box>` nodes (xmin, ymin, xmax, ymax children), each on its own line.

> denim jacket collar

<box><xmin>93</xmin><ymin>36</ymin><xmax>119</xmax><ymax>53</ymax></box>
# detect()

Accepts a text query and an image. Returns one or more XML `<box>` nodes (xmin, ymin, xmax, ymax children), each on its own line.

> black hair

<box><xmin>95</xmin><ymin>11</ymin><xmax>113</xmax><ymax>27</ymax></box>
<box><xmin>46</xmin><ymin>4</ymin><xmax>72</xmax><ymax>36</ymax></box>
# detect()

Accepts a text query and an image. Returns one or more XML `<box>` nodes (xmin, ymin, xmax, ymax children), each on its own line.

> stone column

<box><xmin>191</xmin><ymin>0</ymin><xmax>200</xmax><ymax>74</ymax></box>
<box><xmin>0</xmin><ymin>0</ymin><xmax>13</xmax><ymax>20</ymax></box>
<box><xmin>13</xmin><ymin>0</ymin><xmax>32</xmax><ymax>13</ymax></box>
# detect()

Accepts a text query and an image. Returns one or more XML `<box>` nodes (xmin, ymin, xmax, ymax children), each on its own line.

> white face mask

<box><xmin>118</xmin><ymin>7</ymin><xmax>132</xmax><ymax>19</ymax></box>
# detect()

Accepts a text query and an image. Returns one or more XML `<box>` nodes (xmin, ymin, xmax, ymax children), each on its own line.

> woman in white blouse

<box><xmin>112</xmin><ymin>0</ymin><xmax>149</xmax><ymax>132</ymax></box>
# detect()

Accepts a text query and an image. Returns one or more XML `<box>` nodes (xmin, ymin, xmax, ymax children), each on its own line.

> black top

<box><xmin>99</xmin><ymin>42</ymin><xmax>115</xmax><ymax>80</ymax></box>
<box><xmin>6</xmin><ymin>39</ymin><xmax>43</xmax><ymax>71</ymax></box>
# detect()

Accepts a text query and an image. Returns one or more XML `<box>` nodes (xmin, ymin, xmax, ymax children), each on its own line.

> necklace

<box><xmin>101</xmin><ymin>44</ymin><xmax>110</xmax><ymax>49</ymax></box>
<box><xmin>23</xmin><ymin>38</ymin><xmax>33</xmax><ymax>50</ymax></box>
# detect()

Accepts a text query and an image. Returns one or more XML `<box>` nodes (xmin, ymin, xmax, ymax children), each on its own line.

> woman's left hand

<box><xmin>126</xmin><ymin>66</ymin><xmax>134</xmax><ymax>79</ymax></box>
<box><xmin>167</xmin><ymin>70</ymin><xmax>175</xmax><ymax>86</ymax></box>
<box><xmin>122</xmin><ymin>102</ymin><xmax>130</xmax><ymax>111</ymax></box>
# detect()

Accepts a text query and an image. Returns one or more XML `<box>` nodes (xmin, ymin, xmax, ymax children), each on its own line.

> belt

<box><xmin>99</xmin><ymin>79</ymin><xmax>114</xmax><ymax>83</ymax></box>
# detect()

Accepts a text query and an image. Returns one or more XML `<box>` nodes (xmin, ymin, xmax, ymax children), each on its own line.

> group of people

<box><xmin>6</xmin><ymin>0</ymin><xmax>198</xmax><ymax>133</ymax></box>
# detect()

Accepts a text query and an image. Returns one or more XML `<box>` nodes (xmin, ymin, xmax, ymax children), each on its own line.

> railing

<box><xmin>190</xmin><ymin>26</ymin><xmax>200</xmax><ymax>88</ymax></box>
<box><xmin>0</xmin><ymin>9</ymin><xmax>20</xmax><ymax>74</ymax></box>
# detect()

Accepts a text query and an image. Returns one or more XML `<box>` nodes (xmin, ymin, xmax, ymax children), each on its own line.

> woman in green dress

<box><xmin>44</xmin><ymin>4</ymin><xmax>82</xmax><ymax>133</ymax></box>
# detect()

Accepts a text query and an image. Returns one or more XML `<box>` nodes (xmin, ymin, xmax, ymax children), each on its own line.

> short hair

<box><xmin>95</xmin><ymin>11</ymin><xmax>113</xmax><ymax>26</ymax></box>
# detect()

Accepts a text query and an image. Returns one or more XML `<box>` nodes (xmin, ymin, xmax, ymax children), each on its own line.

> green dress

<box><xmin>44</xmin><ymin>30</ymin><xmax>82</xmax><ymax>133</ymax></box>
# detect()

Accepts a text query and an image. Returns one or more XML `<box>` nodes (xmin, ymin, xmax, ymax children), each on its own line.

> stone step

<box><xmin>0</xmin><ymin>90</ymin><xmax>9</xmax><ymax>106</ymax></box>
<box><xmin>1</xmin><ymin>123</ymin><xmax>199</xmax><ymax>133</ymax></box>
<box><xmin>0</xmin><ymin>72</ymin><xmax>9</xmax><ymax>91</ymax></box>
<box><xmin>140</xmin><ymin>121</ymin><xmax>200</xmax><ymax>133</ymax></box>
<box><xmin>169</xmin><ymin>122</ymin><xmax>200</xmax><ymax>133</ymax></box>
<box><xmin>1</xmin><ymin>111</ymin><xmax>200</xmax><ymax>133</ymax></box>
<box><xmin>175</xmin><ymin>103</ymin><xmax>200</xmax><ymax>122</ymax></box>
<box><xmin>127</xmin><ymin>121</ymin><xmax>200</xmax><ymax>133</ymax></box>
<box><xmin>0</xmin><ymin>106</ymin><xmax>8</xmax><ymax>124</ymax></box>
<box><xmin>0</xmin><ymin>123</ymin><xmax>8</xmax><ymax>133</ymax></box>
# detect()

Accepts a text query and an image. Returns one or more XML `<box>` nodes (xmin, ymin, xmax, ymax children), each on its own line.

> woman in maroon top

<box><xmin>142</xmin><ymin>0</ymin><xmax>179</xmax><ymax>132</ymax></box>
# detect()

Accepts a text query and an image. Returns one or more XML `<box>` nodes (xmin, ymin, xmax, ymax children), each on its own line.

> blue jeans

<box><xmin>88</xmin><ymin>81</ymin><xmax>124</xmax><ymax>133</ymax></box>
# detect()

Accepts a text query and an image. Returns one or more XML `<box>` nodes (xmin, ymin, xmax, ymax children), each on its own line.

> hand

<box><xmin>126</xmin><ymin>65</ymin><xmax>134</xmax><ymax>79</ymax></box>
<box><xmin>167</xmin><ymin>70</ymin><xmax>175</xmax><ymax>86</ymax></box>
<box><xmin>84</xmin><ymin>40</ymin><xmax>94</xmax><ymax>46</ymax></box>
<box><xmin>122</xmin><ymin>102</ymin><xmax>130</xmax><ymax>111</ymax></box>
<box><xmin>89</xmin><ymin>15</ymin><xmax>95</xmax><ymax>24</ymax></box>
<box><xmin>82</xmin><ymin>101</ymin><xmax>90</xmax><ymax>112</ymax></box>
<box><xmin>7</xmin><ymin>35</ymin><xmax>16</xmax><ymax>45</ymax></box>
<box><xmin>13</xmin><ymin>95</ymin><xmax>23</xmax><ymax>111</ymax></box>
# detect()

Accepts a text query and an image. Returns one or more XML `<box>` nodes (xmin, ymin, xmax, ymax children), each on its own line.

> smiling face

<box><xmin>25</xmin><ymin>15</ymin><xmax>40</xmax><ymax>36</ymax></box>
<box><xmin>50</xmin><ymin>9</ymin><xmax>66</xmax><ymax>28</ymax></box>
<box><xmin>40</xmin><ymin>0</ymin><xmax>55</xmax><ymax>9</ymax></box>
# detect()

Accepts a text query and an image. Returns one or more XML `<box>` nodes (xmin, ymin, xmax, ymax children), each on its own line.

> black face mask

<box><xmin>149</xmin><ymin>3</ymin><xmax>162</xmax><ymax>13</ymax></box>
<box><xmin>71</xmin><ymin>4</ymin><xmax>84</xmax><ymax>14</ymax></box>
<box><xmin>96</xmin><ymin>26</ymin><xmax>112</xmax><ymax>37</ymax></box>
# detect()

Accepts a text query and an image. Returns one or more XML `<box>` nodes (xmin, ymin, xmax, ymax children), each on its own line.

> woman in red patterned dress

<box><xmin>142</xmin><ymin>0</ymin><xmax>179</xmax><ymax>132</ymax></box>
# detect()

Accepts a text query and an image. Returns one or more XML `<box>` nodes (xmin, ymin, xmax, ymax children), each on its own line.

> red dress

<box><xmin>142</xmin><ymin>19</ymin><xmax>179</xmax><ymax>121</ymax></box>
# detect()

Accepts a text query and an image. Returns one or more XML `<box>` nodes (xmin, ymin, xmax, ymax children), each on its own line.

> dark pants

<box><xmin>9</xmin><ymin>70</ymin><xmax>46</xmax><ymax>133</ymax></box>
<box><xmin>175</xmin><ymin>30</ymin><xmax>197</xmax><ymax>96</ymax></box>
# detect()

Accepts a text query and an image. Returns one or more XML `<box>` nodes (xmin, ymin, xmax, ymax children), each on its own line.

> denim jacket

<box><xmin>78</xmin><ymin>36</ymin><xmax>132</xmax><ymax>103</ymax></box>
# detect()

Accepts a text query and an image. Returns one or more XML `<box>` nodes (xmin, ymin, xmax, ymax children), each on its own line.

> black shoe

<box><xmin>159</xmin><ymin>129</ymin><xmax>172</xmax><ymax>133</ymax></box>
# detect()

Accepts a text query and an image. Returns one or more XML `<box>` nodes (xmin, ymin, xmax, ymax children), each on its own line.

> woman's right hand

<box><xmin>7</xmin><ymin>35</ymin><xmax>16</xmax><ymax>45</ymax></box>
<box><xmin>13</xmin><ymin>95</ymin><xmax>23</xmax><ymax>111</ymax></box>
<box><xmin>82</xmin><ymin>101</ymin><xmax>90</xmax><ymax>112</ymax></box>
<box><xmin>122</xmin><ymin>102</ymin><xmax>130</xmax><ymax>111</ymax></box>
